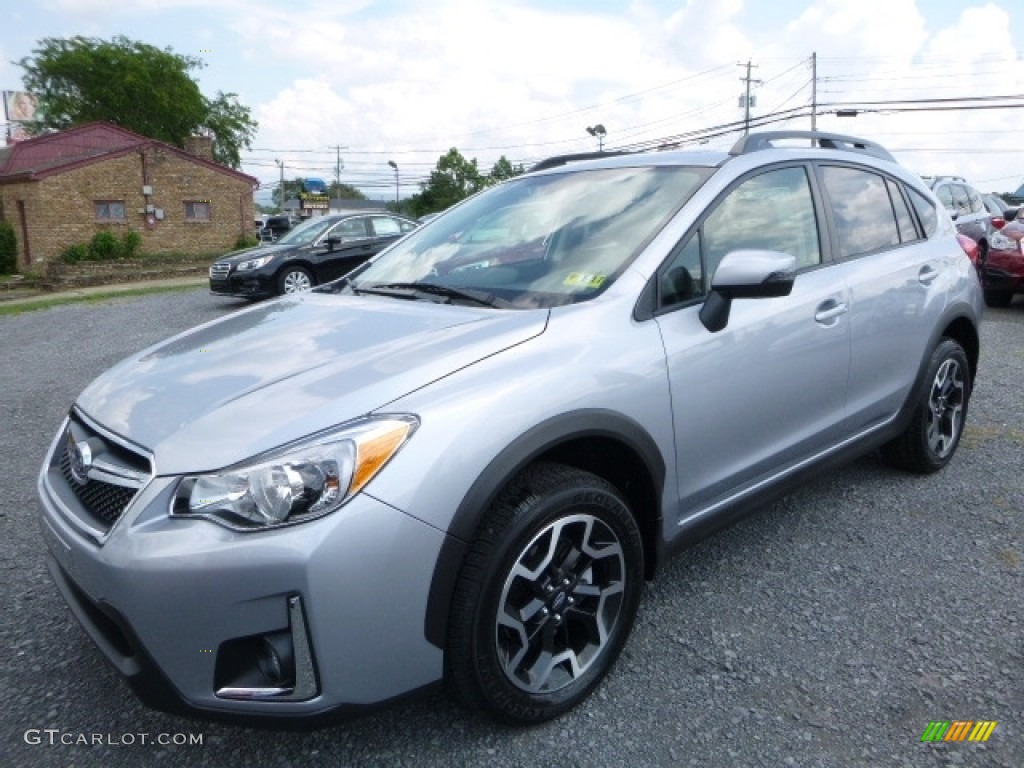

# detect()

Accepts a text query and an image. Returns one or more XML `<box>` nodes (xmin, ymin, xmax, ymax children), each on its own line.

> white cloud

<box><xmin>785</xmin><ymin>0</ymin><xmax>928</xmax><ymax>60</ymax></box>
<box><xmin>42</xmin><ymin>0</ymin><xmax>230</xmax><ymax>12</ymax></box>
<box><xmin>13</xmin><ymin>1</ymin><xmax>1023</xmax><ymax>193</ymax></box>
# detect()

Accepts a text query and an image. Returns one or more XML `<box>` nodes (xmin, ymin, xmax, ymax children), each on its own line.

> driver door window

<box><xmin>950</xmin><ymin>185</ymin><xmax>971</xmax><ymax>217</ymax></box>
<box><xmin>703</xmin><ymin>166</ymin><xmax>821</xmax><ymax>280</ymax></box>
<box><xmin>332</xmin><ymin>218</ymin><xmax>370</xmax><ymax>242</ymax></box>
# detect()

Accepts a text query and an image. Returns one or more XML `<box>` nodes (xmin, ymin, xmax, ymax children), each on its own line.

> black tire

<box><xmin>277</xmin><ymin>265</ymin><xmax>314</xmax><ymax>295</ymax></box>
<box><xmin>446</xmin><ymin>462</ymin><xmax>644</xmax><ymax>724</ymax></box>
<box><xmin>983</xmin><ymin>289</ymin><xmax>1013</xmax><ymax>308</ymax></box>
<box><xmin>881</xmin><ymin>339</ymin><xmax>971</xmax><ymax>473</ymax></box>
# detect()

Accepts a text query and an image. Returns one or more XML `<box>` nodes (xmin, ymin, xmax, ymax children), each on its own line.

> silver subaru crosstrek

<box><xmin>39</xmin><ymin>131</ymin><xmax>983</xmax><ymax>725</ymax></box>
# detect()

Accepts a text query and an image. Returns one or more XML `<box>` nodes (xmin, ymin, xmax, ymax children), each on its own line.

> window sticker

<box><xmin>563</xmin><ymin>272</ymin><xmax>606</xmax><ymax>288</ymax></box>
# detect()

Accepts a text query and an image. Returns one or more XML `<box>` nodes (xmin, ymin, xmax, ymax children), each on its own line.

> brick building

<box><xmin>0</xmin><ymin>122</ymin><xmax>257</xmax><ymax>272</ymax></box>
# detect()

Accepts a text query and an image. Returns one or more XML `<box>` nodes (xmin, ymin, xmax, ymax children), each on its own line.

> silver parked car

<box><xmin>924</xmin><ymin>175</ymin><xmax>994</xmax><ymax>259</ymax></box>
<box><xmin>39</xmin><ymin>131</ymin><xmax>983</xmax><ymax>726</ymax></box>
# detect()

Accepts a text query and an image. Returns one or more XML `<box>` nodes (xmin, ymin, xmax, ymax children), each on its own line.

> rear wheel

<box><xmin>446</xmin><ymin>463</ymin><xmax>644</xmax><ymax>723</ymax></box>
<box><xmin>881</xmin><ymin>339</ymin><xmax>970</xmax><ymax>473</ymax></box>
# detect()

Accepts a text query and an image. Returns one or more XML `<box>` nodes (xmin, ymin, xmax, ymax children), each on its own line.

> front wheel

<box><xmin>277</xmin><ymin>266</ymin><xmax>314</xmax><ymax>295</ymax></box>
<box><xmin>446</xmin><ymin>463</ymin><xmax>644</xmax><ymax>723</ymax></box>
<box><xmin>881</xmin><ymin>339</ymin><xmax>971</xmax><ymax>473</ymax></box>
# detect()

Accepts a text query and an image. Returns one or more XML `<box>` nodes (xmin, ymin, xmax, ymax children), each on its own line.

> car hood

<box><xmin>215</xmin><ymin>243</ymin><xmax>302</xmax><ymax>264</ymax></box>
<box><xmin>76</xmin><ymin>294</ymin><xmax>548</xmax><ymax>474</ymax></box>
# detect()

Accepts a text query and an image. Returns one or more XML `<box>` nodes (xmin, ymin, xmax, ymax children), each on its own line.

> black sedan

<box><xmin>210</xmin><ymin>212</ymin><xmax>418</xmax><ymax>299</ymax></box>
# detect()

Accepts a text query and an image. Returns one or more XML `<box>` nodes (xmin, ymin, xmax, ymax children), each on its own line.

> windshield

<box><xmin>347</xmin><ymin>165</ymin><xmax>710</xmax><ymax>309</ymax></box>
<box><xmin>276</xmin><ymin>216</ymin><xmax>337</xmax><ymax>246</ymax></box>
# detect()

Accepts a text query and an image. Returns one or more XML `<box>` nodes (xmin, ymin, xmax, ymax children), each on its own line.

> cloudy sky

<box><xmin>2</xmin><ymin>0</ymin><xmax>1023</xmax><ymax>201</ymax></box>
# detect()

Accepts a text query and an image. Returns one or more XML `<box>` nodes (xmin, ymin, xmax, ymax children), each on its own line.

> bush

<box><xmin>234</xmin><ymin>234</ymin><xmax>258</xmax><ymax>250</ymax></box>
<box><xmin>0</xmin><ymin>220</ymin><xmax>17</xmax><ymax>274</ymax></box>
<box><xmin>60</xmin><ymin>242</ymin><xmax>89</xmax><ymax>264</ymax></box>
<box><xmin>120</xmin><ymin>230</ymin><xmax>142</xmax><ymax>259</ymax></box>
<box><xmin>88</xmin><ymin>230</ymin><xmax>121</xmax><ymax>261</ymax></box>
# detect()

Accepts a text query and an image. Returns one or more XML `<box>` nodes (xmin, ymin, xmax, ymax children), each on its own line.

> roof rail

<box><xmin>529</xmin><ymin>150</ymin><xmax>634</xmax><ymax>173</ymax></box>
<box><xmin>729</xmin><ymin>131</ymin><xmax>896</xmax><ymax>163</ymax></box>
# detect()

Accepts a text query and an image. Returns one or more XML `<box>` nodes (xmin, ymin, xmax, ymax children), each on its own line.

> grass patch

<box><xmin>0</xmin><ymin>282</ymin><xmax>203</xmax><ymax>317</ymax></box>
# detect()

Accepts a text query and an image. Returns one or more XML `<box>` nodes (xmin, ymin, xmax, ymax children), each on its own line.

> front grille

<box><xmin>210</xmin><ymin>262</ymin><xmax>231</xmax><ymax>280</ymax></box>
<box><xmin>53</xmin><ymin>416</ymin><xmax>152</xmax><ymax>534</ymax></box>
<box><xmin>59</xmin><ymin>450</ymin><xmax>137</xmax><ymax>527</ymax></box>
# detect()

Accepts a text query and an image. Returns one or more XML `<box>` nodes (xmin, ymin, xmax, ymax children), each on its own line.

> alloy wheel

<box><xmin>926</xmin><ymin>358</ymin><xmax>965</xmax><ymax>458</ymax></box>
<box><xmin>282</xmin><ymin>270</ymin><xmax>312</xmax><ymax>293</ymax></box>
<box><xmin>495</xmin><ymin>513</ymin><xmax>627</xmax><ymax>694</ymax></box>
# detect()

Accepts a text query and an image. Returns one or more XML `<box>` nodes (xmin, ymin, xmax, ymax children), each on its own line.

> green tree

<box><xmin>201</xmin><ymin>91</ymin><xmax>258</xmax><ymax>168</ymax></box>
<box><xmin>486</xmin><ymin>155</ymin><xmax>525</xmax><ymax>186</ymax></box>
<box><xmin>328</xmin><ymin>182</ymin><xmax>367</xmax><ymax>200</ymax></box>
<box><xmin>410</xmin><ymin>148</ymin><xmax>484</xmax><ymax>216</ymax></box>
<box><xmin>272</xmin><ymin>178</ymin><xmax>305</xmax><ymax>209</ymax></box>
<box><xmin>18</xmin><ymin>36</ymin><xmax>256</xmax><ymax>168</ymax></box>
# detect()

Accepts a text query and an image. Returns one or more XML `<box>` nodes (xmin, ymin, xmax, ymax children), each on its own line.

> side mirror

<box><xmin>700</xmin><ymin>249</ymin><xmax>797</xmax><ymax>333</ymax></box>
<box><xmin>324</xmin><ymin>236</ymin><xmax>339</xmax><ymax>252</ymax></box>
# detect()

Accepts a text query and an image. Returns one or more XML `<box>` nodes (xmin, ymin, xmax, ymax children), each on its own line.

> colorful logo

<box><xmin>921</xmin><ymin>721</ymin><xmax>997</xmax><ymax>742</ymax></box>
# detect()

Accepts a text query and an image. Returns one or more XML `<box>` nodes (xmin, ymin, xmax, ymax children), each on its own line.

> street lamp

<box><xmin>586</xmin><ymin>124</ymin><xmax>607</xmax><ymax>151</ymax></box>
<box><xmin>387</xmin><ymin>160</ymin><xmax>399</xmax><ymax>204</ymax></box>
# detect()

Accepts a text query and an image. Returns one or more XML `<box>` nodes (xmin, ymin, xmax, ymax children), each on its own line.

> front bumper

<box><xmin>38</xmin><ymin>418</ymin><xmax>448</xmax><ymax>723</ymax></box>
<box><xmin>209</xmin><ymin>271</ymin><xmax>275</xmax><ymax>299</ymax></box>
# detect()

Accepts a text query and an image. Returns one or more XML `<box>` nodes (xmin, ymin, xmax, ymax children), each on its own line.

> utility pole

<box><xmin>738</xmin><ymin>60</ymin><xmax>762</xmax><ymax>135</ymax></box>
<box><xmin>811</xmin><ymin>52</ymin><xmax>818</xmax><ymax>132</ymax></box>
<box><xmin>328</xmin><ymin>144</ymin><xmax>347</xmax><ymax>191</ymax></box>
<box><xmin>275</xmin><ymin>159</ymin><xmax>284</xmax><ymax>213</ymax></box>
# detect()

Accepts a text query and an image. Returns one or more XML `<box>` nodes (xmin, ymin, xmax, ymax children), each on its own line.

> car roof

<box><xmin>528</xmin><ymin>130</ymin><xmax>899</xmax><ymax>176</ymax></box>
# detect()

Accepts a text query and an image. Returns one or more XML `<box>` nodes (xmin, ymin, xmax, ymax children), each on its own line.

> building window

<box><xmin>95</xmin><ymin>201</ymin><xmax>126</xmax><ymax>221</ymax></box>
<box><xmin>184</xmin><ymin>201</ymin><xmax>211</xmax><ymax>221</ymax></box>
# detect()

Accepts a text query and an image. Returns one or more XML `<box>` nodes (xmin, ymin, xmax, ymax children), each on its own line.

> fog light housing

<box><xmin>214</xmin><ymin>595</ymin><xmax>317</xmax><ymax>701</ymax></box>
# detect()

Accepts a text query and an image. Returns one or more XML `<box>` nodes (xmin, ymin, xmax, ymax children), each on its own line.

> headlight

<box><xmin>236</xmin><ymin>255</ymin><xmax>275</xmax><ymax>271</ymax></box>
<box><xmin>172</xmin><ymin>415</ymin><xmax>418</xmax><ymax>530</ymax></box>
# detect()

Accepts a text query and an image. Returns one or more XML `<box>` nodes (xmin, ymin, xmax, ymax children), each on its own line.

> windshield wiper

<box><xmin>356</xmin><ymin>281</ymin><xmax>510</xmax><ymax>308</ymax></box>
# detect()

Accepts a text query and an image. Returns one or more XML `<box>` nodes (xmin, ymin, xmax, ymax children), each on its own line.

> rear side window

<box><xmin>908</xmin><ymin>188</ymin><xmax>939</xmax><ymax>238</ymax></box>
<box><xmin>886</xmin><ymin>179</ymin><xmax>918</xmax><ymax>243</ymax></box>
<box><xmin>821</xmin><ymin>166</ymin><xmax>906</xmax><ymax>259</ymax></box>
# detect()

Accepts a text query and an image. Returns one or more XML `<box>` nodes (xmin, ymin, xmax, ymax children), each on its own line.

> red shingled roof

<box><xmin>0</xmin><ymin>122</ymin><xmax>257</xmax><ymax>186</ymax></box>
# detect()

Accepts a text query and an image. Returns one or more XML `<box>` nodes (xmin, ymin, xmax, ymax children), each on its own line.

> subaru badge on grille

<box><xmin>67</xmin><ymin>433</ymin><xmax>93</xmax><ymax>486</ymax></box>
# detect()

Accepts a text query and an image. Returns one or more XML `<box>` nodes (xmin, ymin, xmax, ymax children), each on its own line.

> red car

<box><xmin>981</xmin><ymin>220</ymin><xmax>1024</xmax><ymax>307</ymax></box>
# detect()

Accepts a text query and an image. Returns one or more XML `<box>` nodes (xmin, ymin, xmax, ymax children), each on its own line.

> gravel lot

<box><xmin>1</xmin><ymin>288</ymin><xmax>1021</xmax><ymax>768</ymax></box>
